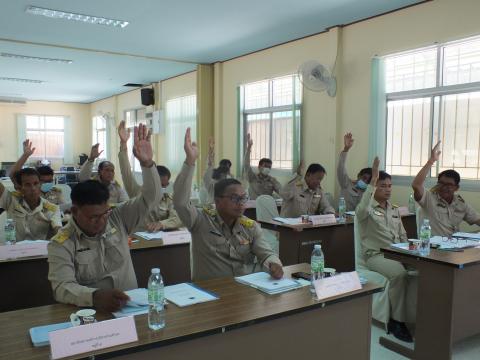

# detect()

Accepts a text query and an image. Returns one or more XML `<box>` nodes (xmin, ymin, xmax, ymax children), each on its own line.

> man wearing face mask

<box><xmin>243</xmin><ymin>133</ymin><xmax>282</xmax><ymax>200</ymax></box>
<box><xmin>174</xmin><ymin>128</ymin><xmax>283</xmax><ymax>281</ymax></box>
<box><xmin>337</xmin><ymin>133</ymin><xmax>372</xmax><ymax>211</ymax></box>
<box><xmin>79</xmin><ymin>143</ymin><xmax>129</xmax><ymax>205</ymax></box>
<box><xmin>202</xmin><ymin>137</ymin><xmax>234</xmax><ymax>205</ymax></box>
<box><xmin>412</xmin><ymin>141</ymin><xmax>480</xmax><ymax>236</ymax></box>
<box><xmin>117</xmin><ymin>120</ymin><xmax>182</xmax><ymax>232</ymax></box>
<box><xmin>9</xmin><ymin>139</ymin><xmax>69</xmax><ymax>211</ymax></box>
<box><xmin>47</xmin><ymin>125</ymin><xmax>162</xmax><ymax>311</ymax></box>
<box><xmin>280</xmin><ymin>162</ymin><xmax>335</xmax><ymax>217</ymax></box>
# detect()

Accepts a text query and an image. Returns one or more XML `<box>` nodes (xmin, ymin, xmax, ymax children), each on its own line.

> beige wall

<box><xmin>0</xmin><ymin>101</ymin><xmax>90</xmax><ymax>169</ymax></box>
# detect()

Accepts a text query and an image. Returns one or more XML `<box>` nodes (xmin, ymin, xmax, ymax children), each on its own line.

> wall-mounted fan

<box><xmin>298</xmin><ymin>60</ymin><xmax>336</xmax><ymax>97</ymax></box>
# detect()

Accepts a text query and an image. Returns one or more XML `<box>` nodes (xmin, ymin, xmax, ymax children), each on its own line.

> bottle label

<box><xmin>311</xmin><ymin>260</ymin><xmax>324</xmax><ymax>273</ymax></box>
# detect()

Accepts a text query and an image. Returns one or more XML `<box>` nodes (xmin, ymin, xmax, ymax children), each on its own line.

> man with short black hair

<box><xmin>173</xmin><ymin>128</ymin><xmax>283</xmax><ymax>281</ymax></box>
<box><xmin>337</xmin><ymin>133</ymin><xmax>372</xmax><ymax>211</ymax></box>
<box><xmin>279</xmin><ymin>161</ymin><xmax>335</xmax><ymax>217</ymax></box>
<box><xmin>79</xmin><ymin>143</ymin><xmax>129</xmax><ymax>204</ymax></box>
<box><xmin>47</xmin><ymin>124</ymin><xmax>162</xmax><ymax>312</ymax></box>
<box><xmin>117</xmin><ymin>120</ymin><xmax>182</xmax><ymax>232</ymax></box>
<box><xmin>0</xmin><ymin>165</ymin><xmax>61</xmax><ymax>241</ymax></box>
<box><xmin>412</xmin><ymin>141</ymin><xmax>480</xmax><ymax>236</ymax></box>
<box><xmin>243</xmin><ymin>133</ymin><xmax>282</xmax><ymax>199</ymax></box>
<box><xmin>356</xmin><ymin>157</ymin><xmax>412</xmax><ymax>343</ymax></box>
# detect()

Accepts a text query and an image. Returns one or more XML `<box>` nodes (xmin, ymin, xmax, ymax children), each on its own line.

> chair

<box><xmin>256</xmin><ymin>195</ymin><xmax>280</xmax><ymax>255</ymax></box>
<box><xmin>354</xmin><ymin>216</ymin><xmax>417</xmax><ymax>327</ymax></box>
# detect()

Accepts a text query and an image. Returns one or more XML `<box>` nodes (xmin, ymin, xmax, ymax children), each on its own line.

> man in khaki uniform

<box><xmin>202</xmin><ymin>137</ymin><xmax>233</xmax><ymax>205</ymax></box>
<box><xmin>117</xmin><ymin>120</ymin><xmax>182</xmax><ymax>232</ymax></box>
<box><xmin>79</xmin><ymin>143</ymin><xmax>129</xmax><ymax>204</ymax></box>
<box><xmin>356</xmin><ymin>157</ymin><xmax>412</xmax><ymax>343</ymax></box>
<box><xmin>337</xmin><ymin>133</ymin><xmax>372</xmax><ymax>211</ymax></box>
<box><xmin>243</xmin><ymin>133</ymin><xmax>282</xmax><ymax>200</ymax></box>
<box><xmin>280</xmin><ymin>162</ymin><xmax>335</xmax><ymax>217</ymax></box>
<box><xmin>9</xmin><ymin>139</ymin><xmax>69</xmax><ymax>211</ymax></box>
<box><xmin>174</xmin><ymin>128</ymin><xmax>283</xmax><ymax>281</ymax></box>
<box><xmin>0</xmin><ymin>168</ymin><xmax>61</xmax><ymax>240</ymax></box>
<box><xmin>48</xmin><ymin>124</ymin><xmax>162</xmax><ymax>312</ymax></box>
<box><xmin>412</xmin><ymin>141</ymin><xmax>480</xmax><ymax>236</ymax></box>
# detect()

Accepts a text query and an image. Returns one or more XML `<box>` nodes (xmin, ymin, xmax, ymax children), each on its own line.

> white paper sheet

<box><xmin>164</xmin><ymin>283</ymin><xmax>218</xmax><ymax>307</ymax></box>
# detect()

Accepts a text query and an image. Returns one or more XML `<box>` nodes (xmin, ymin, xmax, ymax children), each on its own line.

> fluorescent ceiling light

<box><xmin>0</xmin><ymin>52</ymin><xmax>73</xmax><ymax>64</ymax></box>
<box><xmin>25</xmin><ymin>5</ymin><xmax>129</xmax><ymax>28</ymax></box>
<box><xmin>0</xmin><ymin>77</ymin><xmax>45</xmax><ymax>84</ymax></box>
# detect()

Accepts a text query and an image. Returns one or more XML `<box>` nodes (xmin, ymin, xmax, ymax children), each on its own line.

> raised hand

<box><xmin>133</xmin><ymin>124</ymin><xmax>153</xmax><ymax>167</ymax></box>
<box><xmin>247</xmin><ymin>133</ymin><xmax>253</xmax><ymax>150</ymax></box>
<box><xmin>118</xmin><ymin>120</ymin><xmax>131</xmax><ymax>143</ymax></box>
<box><xmin>184</xmin><ymin>127</ymin><xmax>199</xmax><ymax>166</ymax></box>
<box><xmin>22</xmin><ymin>139</ymin><xmax>36</xmax><ymax>157</ymax></box>
<box><xmin>89</xmin><ymin>143</ymin><xmax>104</xmax><ymax>161</ymax></box>
<box><xmin>343</xmin><ymin>133</ymin><xmax>354</xmax><ymax>152</ymax></box>
<box><xmin>371</xmin><ymin>156</ymin><xmax>380</xmax><ymax>186</ymax></box>
<box><xmin>207</xmin><ymin>137</ymin><xmax>215</xmax><ymax>166</ymax></box>
<box><xmin>429</xmin><ymin>141</ymin><xmax>441</xmax><ymax>163</ymax></box>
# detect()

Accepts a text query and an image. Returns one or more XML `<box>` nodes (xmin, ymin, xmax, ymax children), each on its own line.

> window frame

<box><xmin>239</xmin><ymin>74</ymin><xmax>302</xmax><ymax>175</ymax></box>
<box><xmin>24</xmin><ymin>114</ymin><xmax>66</xmax><ymax>160</ymax></box>
<box><xmin>381</xmin><ymin>37</ymin><xmax>480</xmax><ymax>191</ymax></box>
<box><xmin>92</xmin><ymin>115</ymin><xmax>109</xmax><ymax>161</ymax></box>
<box><xmin>124</xmin><ymin>107</ymin><xmax>147</xmax><ymax>173</ymax></box>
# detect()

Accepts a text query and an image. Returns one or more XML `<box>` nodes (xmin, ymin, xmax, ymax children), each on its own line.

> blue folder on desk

<box><xmin>29</xmin><ymin>322</ymin><xmax>72</xmax><ymax>347</ymax></box>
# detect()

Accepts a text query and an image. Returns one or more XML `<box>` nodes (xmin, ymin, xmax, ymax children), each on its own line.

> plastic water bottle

<box><xmin>338</xmin><ymin>197</ymin><xmax>346</xmax><ymax>223</ymax></box>
<box><xmin>148</xmin><ymin>268</ymin><xmax>165</xmax><ymax>330</ymax></box>
<box><xmin>310</xmin><ymin>244</ymin><xmax>325</xmax><ymax>294</ymax></box>
<box><xmin>419</xmin><ymin>219</ymin><xmax>431</xmax><ymax>256</ymax></box>
<box><xmin>408</xmin><ymin>193</ymin><xmax>416</xmax><ymax>214</ymax></box>
<box><xmin>4</xmin><ymin>219</ymin><xmax>16</xmax><ymax>245</ymax></box>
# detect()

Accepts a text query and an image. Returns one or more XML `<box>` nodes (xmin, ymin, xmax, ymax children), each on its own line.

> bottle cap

<box><xmin>151</xmin><ymin>268</ymin><xmax>160</xmax><ymax>274</ymax></box>
<box><xmin>314</xmin><ymin>244</ymin><xmax>321</xmax><ymax>250</ymax></box>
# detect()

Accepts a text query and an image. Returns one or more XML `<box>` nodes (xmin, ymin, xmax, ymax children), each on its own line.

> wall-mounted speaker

<box><xmin>141</xmin><ymin>88</ymin><xmax>154</xmax><ymax>106</ymax></box>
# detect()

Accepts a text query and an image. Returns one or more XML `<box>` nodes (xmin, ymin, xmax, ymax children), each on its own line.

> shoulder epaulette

<box><xmin>43</xmin><ymin>201</ymin><xmax>58</xmax><ymax>212</ymax></box>
<box><xmin>11</xmin><ymin>191</ymin><xmax>22</xmax><ymax>198</ymax></box>
<box><xmin>51</xmin><ymin>187</ymin><xmax>62</xmax><ymax>193</ymax></box>
<box><xmin>296</xmin><ymin>181</ymin><xmax>303</xmax><ymax>187</ymax></box>
<box><xmin>239</xmin><ymin>216</ymin><xmax>255</xmax><ymax>228</ymax></box>
<box><xmin>392</xmin><ymin>204</ymin><xmax>399</xmax><ymax>209</ymax></box>
<box><xmin>457</xmin><ymin>195</ymin><xmax>465</xmax><ymax>203</ymax></box>
<box><xmin>203</xmin><ymin>207</ymin><xmax>217</xmax><ymax>217</ymax></box>
<box><xmin>52</xmin><ymin>228</ymin><xmax>71</xmax><ymax>244</ymax></box>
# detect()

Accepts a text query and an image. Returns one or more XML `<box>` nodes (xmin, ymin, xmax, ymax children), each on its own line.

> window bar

<box><xmin>464</xmin><ymin>94</ymin><xmax>470</xmax><ymax>167</ymax></box>
<box><xmin>409</xmin><ymin>100</ymin><xmax>414</xmax><ymax>174</ymax></box>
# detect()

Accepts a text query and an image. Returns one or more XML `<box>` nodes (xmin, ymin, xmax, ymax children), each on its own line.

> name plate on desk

<box><xmin>0</xmin><ymin>242</ymin><xmax>47</xmax><ymax>260</ymax></box>
<box><xmin>49</xmin><ymin>316</ymin><xmax>138</xmax><ymax>359</ymax></box>
<box><xmin>309</xmin><ymin>214</ymin><xmax>337</xmax><ymax>226</ymax></box>
<box><xmin>313</xmin><ymin>271</ymin><xmax>362</xmax><ymax>301</ymax></box>
<box><xmin>163</xmin><ymin>230</ymin><xmax>191</xmax><ymax>245</ymax></box>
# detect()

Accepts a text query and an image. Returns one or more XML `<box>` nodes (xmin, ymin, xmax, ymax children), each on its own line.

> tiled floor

<box><xmin>371</xmin><ymin>324</ymin><xmax>480</xmax><ymax>359</ymax></box>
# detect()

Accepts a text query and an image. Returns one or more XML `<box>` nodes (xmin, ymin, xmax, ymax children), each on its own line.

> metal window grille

<box><xmin>25</xmin><ymin>115</ymin><xmax>64</xmax><ymax>160</ymax></box>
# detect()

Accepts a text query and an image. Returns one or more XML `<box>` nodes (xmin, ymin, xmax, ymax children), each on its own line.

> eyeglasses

<box><xmin>81</xmin><ymin>208</ymin><xmax>113</xmax><ymax>223</ymax></box>
<box><xmin>218</xmin><ymin>194</ymin><xmax>249</xmax><ymax>205</ymax></box>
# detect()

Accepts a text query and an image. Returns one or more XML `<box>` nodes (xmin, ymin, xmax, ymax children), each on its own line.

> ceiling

<box><xmin>0</xmin><ymin>0</ymin><xmax>424</xmax><ymax>103</ymax></box>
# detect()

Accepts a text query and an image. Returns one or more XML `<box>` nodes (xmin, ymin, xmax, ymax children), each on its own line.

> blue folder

<box><xmin>29</xmin><ymin>322</ymin><xmax>73</xmax><ymax>347</ymax></box>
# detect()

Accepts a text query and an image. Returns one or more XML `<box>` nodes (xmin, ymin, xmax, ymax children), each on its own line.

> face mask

<box><xmin>41</xmin><ymin>182</ymin><xmax>54</xmax><ymax>193</ymax></box>
<box><xmin>356</xmin><ymin>179</ymin><xmax>368</xmax><ymax>190</ymax></box>
<box><xmin>260</xmin><ymin>167</ymin><xmax>271</xmax><ymax>176</ymax></box>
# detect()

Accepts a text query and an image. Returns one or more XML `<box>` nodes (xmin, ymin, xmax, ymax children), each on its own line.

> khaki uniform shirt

<box><xmin>0</xmin><ymin>190</ymin><xmax>61</xmax><ymax>240</ymax></box>
<box><xmin>174</xmin><ymin>163</ymin><xmax>282</xmax><ymax>281</ymax></box>
<box><xmin>279</xmin><ymin>175</ymin><xmax>335</xmax><ymax>217</ymax></box>
<box><xmin>417</xmin><ymin>189</ymin><xmax>480</xmax><ymax>236</ymax></box>
<box><xmin>47</xmin><ymin>164</ymin><xmax>162</xmax><ymax>307</ymax></box>
<box><xmin>337</xmin><ymin>151</ymin><xmax>365</xmax><ymax>211</ymax></box>
<box><xmin>79</xmin><ymin>160</ymin><xmax>129</xmax><ymax>204</ymax></box>
<box><xmin>243</xmin><ymin>153</ymin><xmax>281</xmax><ymax>200</ymax></box>
<box><xmin>356</xmin><ymin>185</ymin><xmax>407</xmax><ymax>258</ymax></box>
<box><xmin>118</xmin><ymin>149</ymin><xmax>182</xmax><ymax>231</ymax></box>
<box><xmin>42</xmin><ymin>187</ymin><xmax>64</xmax><ymax>206</ymax></box>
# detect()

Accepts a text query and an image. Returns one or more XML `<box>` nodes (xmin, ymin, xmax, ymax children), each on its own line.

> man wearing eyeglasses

<box><xmin>412</xmin><ymin>141</ymin><xmax>480</xmax><ymax>237</ymax></box>
<box><xmin>173</xmin><ymin>128</ymin><xmax>283</xmax><ymax>281</ymax></box>
<box><xmin>47</xmin><ymin>125</ymin><xmax>162</xmax><ymax>312</ymax></box>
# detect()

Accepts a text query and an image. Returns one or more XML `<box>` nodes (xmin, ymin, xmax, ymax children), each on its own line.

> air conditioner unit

<box><xmin>145</xmin><ymin>110</ymin><xmax>165</xmax><ymax>134</ymax></box>
<box><xmin>0</xmin><ymin>97</ymin><xmax>27</xmax><ymax>106</ymax></box>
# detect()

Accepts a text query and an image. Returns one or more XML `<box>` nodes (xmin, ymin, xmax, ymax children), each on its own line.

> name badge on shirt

<box><xmin>313</xmin><ymin>194</ymin><xmax>322</xmax><ymax>198</ymax></box>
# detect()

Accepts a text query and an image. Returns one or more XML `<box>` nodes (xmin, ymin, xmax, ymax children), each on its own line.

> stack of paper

<box><xmin>452</xmin><ymin>232</ymin><xmax>480</xmax><ymax>240</ymax></box>
<box><xmin>235</xmin><ymin>272</ymin><xmax>305</xmax><ymax>294</ymax></box>
<box><xmin>164</xmin><ymin>283</ymin><xmax>218</xmax><ymax>307</ymax></box>
<box><xmin>29</xmin><ymin>322</ymin><xmax>72</xmax><ymax>347</ymax></box>
<box><xmin>134</xmin><ymin>231</ymin><xmax>164</xmax><ymax>241</ymax></box>
<box><xmin>272</xmin><ymin>217</ymin><xmax>302</xmax><ymax>225</ymax></box>
<box><xmin>113</xmin><ymin>288</ymin><xmax>150</xmax><ymax>318</ymax></box>
<box><xmin>430</xmin><ymin>236</ymin><xmax>479</xmax><ymax>249</ymax></box>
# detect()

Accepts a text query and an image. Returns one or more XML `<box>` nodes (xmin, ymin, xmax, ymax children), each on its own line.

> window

<box><xmin>240</xmin><ymin>75</ymin><xmax>302</xmax><ymax>170</ymax></box>
<box><xmin>124</xmin><ymin>108</ymin><xmax>147</xmax><ymax>172</ymax></box>
<box><xmin>25</xmin><ymin>115</ymin><xmax>65</xmax><ymax>160</ymax></box>
<box><xmin>384</xmin><ymin>36</ymin><xmax>480</xmax><ymax>180</ymax></box>
<box><xmin>92</xmin><ymin>116</ymin><xmax>108</xmax><ymax>160</ymax></box>
<box><xmin>165</xmin><ymin>95</ymin><xmax>197</xmax><ymax>173</ymax></box>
